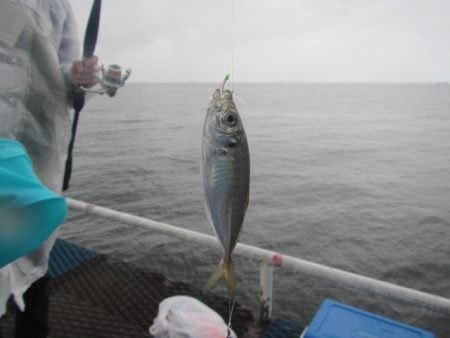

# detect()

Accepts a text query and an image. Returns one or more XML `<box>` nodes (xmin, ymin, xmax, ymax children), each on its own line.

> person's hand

<box><xmin>71</xmin><ymin>55</ymin><xmax>100</xmax><ymax>88</ymax></box>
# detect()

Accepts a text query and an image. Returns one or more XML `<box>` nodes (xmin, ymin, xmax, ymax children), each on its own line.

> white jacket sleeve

<box><xmin>0</xmin><ymin>0</ymin><xmax>81</xmax><ymax>317</ymax></box>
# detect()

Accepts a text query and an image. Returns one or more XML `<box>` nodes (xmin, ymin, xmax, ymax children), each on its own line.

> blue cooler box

<box><xmin>304</xmin><ymin>299</ymin><xmax>436</xmax><ymax>338</ymax></box>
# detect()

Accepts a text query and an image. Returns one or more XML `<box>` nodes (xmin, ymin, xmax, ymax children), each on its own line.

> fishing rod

<box><xmin>63</xmin><ymin>0</ymin><xmax>131</xmax><ymax>191</ymax></box>
<box><xmin>78</xmin><ymin>0</ymin><xmax>132</xmax><ymax>97</ymax></box>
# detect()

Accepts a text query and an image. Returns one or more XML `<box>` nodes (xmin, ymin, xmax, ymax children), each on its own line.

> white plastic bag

<box><xmin>149</xmin><ymin>296</ymin><xmax>237</xmax><ymax>338</ymax></box>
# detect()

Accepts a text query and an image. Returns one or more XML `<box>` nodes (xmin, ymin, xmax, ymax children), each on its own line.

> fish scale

<box><xmin>207</xmin><ymin>156</ymin><xmax>234</xmax><ymax>249</ymax></box>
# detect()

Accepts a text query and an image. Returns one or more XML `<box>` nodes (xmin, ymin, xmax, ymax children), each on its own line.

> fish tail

<box><xmin>223</xmin><ymin>259</ymin><xmax>236</xmax><ymax>298</ymax></box>
<box><xmin>203</xmin><ymin>258</ymin><xmax>236</xmax><ymax>298</ymax></box>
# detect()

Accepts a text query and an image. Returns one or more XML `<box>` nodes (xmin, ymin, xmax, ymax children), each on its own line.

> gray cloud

<box><xmin>70</xmin><ymin>0</ymin><xmax>450</xmax><ymax>83</ymax></box>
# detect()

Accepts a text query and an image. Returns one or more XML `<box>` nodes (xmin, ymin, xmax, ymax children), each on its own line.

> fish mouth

<box><xmin>212</xmin><ymin>88</ymin><xmax>233</xmax><ymax>103</ymax></box>
<box><xmin>222</xmin><ymin>89</ymin><xmax>233</xmax><ymax>98</ymax></box>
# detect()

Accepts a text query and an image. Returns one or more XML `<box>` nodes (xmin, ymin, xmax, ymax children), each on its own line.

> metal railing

<box><xmin>67</xmin><ymin>197</ymin><xmax>450</xmax><ymax>322</ymax></box>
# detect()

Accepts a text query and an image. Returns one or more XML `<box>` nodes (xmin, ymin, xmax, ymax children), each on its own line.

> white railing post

<box><xmin>259</xmin><ymin>262</ymin><xmax>274</xmax><ymax>322</ymax></box>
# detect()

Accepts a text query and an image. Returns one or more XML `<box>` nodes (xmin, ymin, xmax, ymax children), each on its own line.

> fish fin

<box><xmin>203</xmin><ymin>259</ymin><xmax>236</xmax><ymax>298</ymax></box>
<box><xmin>223</xmin><ymin>259</ymin><xmax>236</xmax><ymax>298</ymax></box>
<box><xmin>203</xmin><ymin>260</ymin><xmax>224</xmax><ymax>294</ymax></box>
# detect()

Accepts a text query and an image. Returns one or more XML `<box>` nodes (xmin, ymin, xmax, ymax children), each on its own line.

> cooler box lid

<box><xmin>304</xmin><ymin>299</ymin><xmax>436</xmax><ymax>338</ymax></box>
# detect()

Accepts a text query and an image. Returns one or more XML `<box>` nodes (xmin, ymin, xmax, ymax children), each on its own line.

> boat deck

<box><xmin>0</xmin><ymin>239</ymin><xmax>304</xmax><ymax>338</ymax></box>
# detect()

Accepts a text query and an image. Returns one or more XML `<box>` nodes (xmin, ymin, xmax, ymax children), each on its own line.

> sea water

<box><xmin>62</xmin><ymin>83</ymin><xmax>450</xmax><ymax>335</ymax></box>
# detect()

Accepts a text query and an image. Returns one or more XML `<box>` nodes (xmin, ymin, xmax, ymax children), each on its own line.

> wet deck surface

<box><xmin>0</xmin><ymin>240</ymin><xmax>304</xmax><ymax>337</ymax></box>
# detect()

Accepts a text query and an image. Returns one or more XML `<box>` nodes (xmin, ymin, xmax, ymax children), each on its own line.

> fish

<box><xmin>201</xmin><ymin>76</ymin><xmax>250</xmax><ymax>298</ymax></box>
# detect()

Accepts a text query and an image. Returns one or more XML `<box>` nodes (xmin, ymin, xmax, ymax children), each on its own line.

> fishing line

<box><xmin>226</xmin><ymin>3</ymin><xmax>236</xmax><ymax>336</ymax></box>
<box><xmin>227</xmin><ymin>296</ymin><xmax>236</xmax><ymax>338</ymax></box>
<box><xmin>230</xmin><ymin>0</ymin><xmax>235</xmax><ymax>91</ymax></box>
<box><xmin>225</xmin><ymin>2</ymin><xmax>237</xmax><ymax>336</ymax></box>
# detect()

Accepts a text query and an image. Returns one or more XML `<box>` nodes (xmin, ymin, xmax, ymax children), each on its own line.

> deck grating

<box><xmin>0</xmin><ymin>239</ymin><xmax>304</xmax><ymax>338</ymax></box>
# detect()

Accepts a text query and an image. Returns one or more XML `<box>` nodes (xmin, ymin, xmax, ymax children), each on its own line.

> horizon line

<box><xmin>126</xmin><ymin>81</ymin><xmax>449</xmax><ymax>85</ymax></box>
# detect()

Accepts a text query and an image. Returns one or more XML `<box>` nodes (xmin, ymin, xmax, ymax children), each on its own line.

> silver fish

<box><xmin>201</xmin><ymin>77</ymin><xmax>250</xmax><ymax>298</ymax></box>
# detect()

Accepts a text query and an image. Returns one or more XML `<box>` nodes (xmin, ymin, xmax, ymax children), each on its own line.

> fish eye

<box><xmin>222</xmin><ymin>112</ymin><xmax>238</xmax><ymax>128</ymax></box>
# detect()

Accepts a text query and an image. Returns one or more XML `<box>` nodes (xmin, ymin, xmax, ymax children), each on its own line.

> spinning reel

<box><xmin>83</xmin><ymin>64</ymin><xmax>132</xmax><ymax>97</ymax></box>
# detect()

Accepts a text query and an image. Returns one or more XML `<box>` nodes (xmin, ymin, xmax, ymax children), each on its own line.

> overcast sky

<box><xmin>68</xmin><ymin>0</ymin><xmax>450</xmax><ymax>83</ymax></box>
